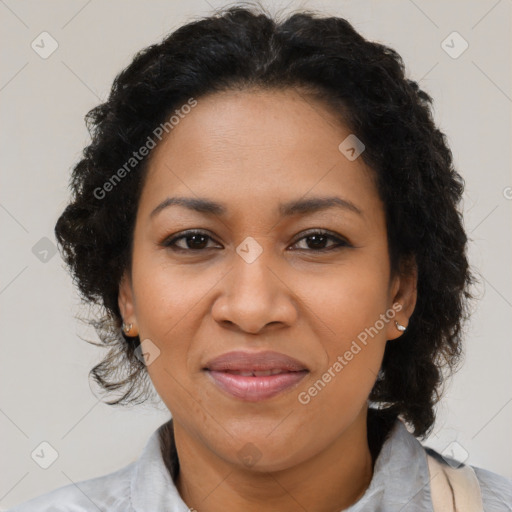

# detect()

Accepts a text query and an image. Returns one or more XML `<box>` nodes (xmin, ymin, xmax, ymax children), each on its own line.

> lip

<box><xmin>204</xmin><ymin>350</ymin><xmax>308</xmax><ymax>372</ymax></box>
<box><xmin>206</xmin><ymin>370</ymin><xmax>308</xmax><ymax>401</ymax></box>
<box><xmin>203</xmin><ymin>350</ymin><xmax>309</xmax><ymax>402</ymax></box>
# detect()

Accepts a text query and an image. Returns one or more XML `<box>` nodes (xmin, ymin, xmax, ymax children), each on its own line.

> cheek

<box><xmin>304</xmin><ymin>258</ymin><xmax>391</xmax><ymax>399</ymax></box>
<box><xmin>131</xmin><ymin>254</ymin><xmax>213</xmax><ymax>336</ymax></box>
<box><xmin>302</xmin><ymin>251</ymin><xmax>391</xmax><ymax>340</ymax></box>
<box><xmin>129</xmin><ymin>261</ymin><xmax>200</xmax><ymax>392</ymax></box>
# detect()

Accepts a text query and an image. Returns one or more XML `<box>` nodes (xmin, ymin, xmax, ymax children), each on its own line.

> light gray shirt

<box><xmin>7</xmin><ymin>419</ymin><xmax>512</xmax><ymax>511</ymax></box>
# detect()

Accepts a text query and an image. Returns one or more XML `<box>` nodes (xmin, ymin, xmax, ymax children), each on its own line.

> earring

<box><xmin>395</xmin><ymin>321</ymin><xmax>407</xmax><ymax>332</ymax></box>
<box><xmin>122</xmin><ymin>322</ymin><xmax>133</xmax><ymax>335</ymax></box>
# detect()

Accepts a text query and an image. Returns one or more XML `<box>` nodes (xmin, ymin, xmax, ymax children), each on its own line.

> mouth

<box><xmin>203</xmin><ymin>350</ymin><xmax>309</xmax><ymax>401</ymax></box>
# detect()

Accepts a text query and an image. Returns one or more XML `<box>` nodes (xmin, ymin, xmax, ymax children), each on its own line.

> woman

<box><xmin>9</xmin><ymin>4</ymin><xmax>512</xmax><ymax>511</ymax></box>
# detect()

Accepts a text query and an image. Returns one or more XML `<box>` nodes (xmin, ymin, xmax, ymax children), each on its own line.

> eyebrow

<box><xmin>149</xmin><ymin>195</ymin><xmax>363</xmax><ymax>219</ymax></box>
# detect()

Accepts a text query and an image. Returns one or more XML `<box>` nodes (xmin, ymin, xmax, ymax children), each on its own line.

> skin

<box><xmin>118</xmin><ymin>87</ymin><xmax>417</xmax><ymax>512</ymax></box>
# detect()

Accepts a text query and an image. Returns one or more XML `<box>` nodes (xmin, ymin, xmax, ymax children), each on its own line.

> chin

<box><xmin>212</xmin><ymin>430</ymin><xmax>313</xmax><ymax>473</ymax></box>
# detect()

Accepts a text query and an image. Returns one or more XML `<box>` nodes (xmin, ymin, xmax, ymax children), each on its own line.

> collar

<box><xmin>130</xmin><ymin>420</ymin><xmax>189</xmax><ymax>511</ymax></box>
<box><xmin>130</xmin><ymin>418</ymin><xmax>433</xmax><ymax>511</ymax></box>
<box><xmin>345</xmin><ymin>419</ymin><xmax>432</xmax><ymax>510</ymax></box>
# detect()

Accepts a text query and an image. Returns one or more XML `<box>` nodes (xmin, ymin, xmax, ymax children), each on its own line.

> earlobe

<box><xmin>118</xmin><ymin>270</ymin><xmax>136</xmax><ymax>328</ymax></box>
<box><xmin>386</xmin><ymin>258</ymin><xmax>418</xmax><ymax>341</ymax></box>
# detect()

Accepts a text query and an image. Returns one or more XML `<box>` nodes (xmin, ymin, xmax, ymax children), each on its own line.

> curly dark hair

<box><xmin>54</xmin><ymin>3</ymin><xmax>475</xmax><ymax>438</ymax></box>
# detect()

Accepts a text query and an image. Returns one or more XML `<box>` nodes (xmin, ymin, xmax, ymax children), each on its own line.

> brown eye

<box><xmin>290</xmin><ymin>230</ymin><xmax>350</xmax><ymax>252</ymax></box>
<box><xmin>163</xmin><ymin>230</ymin><xmax>220</xmax><ymax>251</ymax></box>
<box><xmin>162</xmin><ymin>229</ymin><xmax>350</xmax><ymax>254</ymax></box>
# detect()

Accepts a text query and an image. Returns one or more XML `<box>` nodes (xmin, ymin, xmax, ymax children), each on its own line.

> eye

<box><xmin>289</xmin><ymin>229</ymin><xmax>350</xmax><ymax>252</ymax></box>
<box><xmin>161</xmin><ymin>229</ymin><xmax>350</xmax><ymax>253</ymax></box>
<box><xmin>162</xmin><ymin>230</ymin><xmax>220</xmax><ymax>252</ymax></box>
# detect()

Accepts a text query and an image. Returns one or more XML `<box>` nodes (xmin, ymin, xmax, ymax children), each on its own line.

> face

<box><xmin>119</xmin><ymin>88</ymin><xmax>416</xmax><ymax>472</ymax></box>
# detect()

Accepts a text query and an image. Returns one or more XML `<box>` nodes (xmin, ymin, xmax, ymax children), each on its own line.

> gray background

<box><xmin>1</xmin><ymin>0</ymin><xmax>511</xmax><ymax>508</ymax></box>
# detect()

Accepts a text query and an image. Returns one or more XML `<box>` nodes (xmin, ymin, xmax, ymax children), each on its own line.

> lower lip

<box><xmin>205</xmin><ymin>370</ymin><xmax>308</xmax><ymax>401</ymax></box>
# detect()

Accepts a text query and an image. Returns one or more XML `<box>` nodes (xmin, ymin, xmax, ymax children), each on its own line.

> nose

<box><xmin>211</xmin><ymin>243</ymin><xmax>298</xmax><ymax>335</ymax></box>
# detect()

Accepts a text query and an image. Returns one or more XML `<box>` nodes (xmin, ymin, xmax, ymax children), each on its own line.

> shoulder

<box><xmin>6</xmin><ymin>461</ymin><xmax>136</xmax><ymax>512</ymax></box>
<box><xmin>473</xmin><ymin>464</ymin><xmax>512</xmax><ymax>511</ymax></box>
<box><xmin>425</xmin><ymin>446</ymin><xmax>512</xmax><ymax>511</ymax></box>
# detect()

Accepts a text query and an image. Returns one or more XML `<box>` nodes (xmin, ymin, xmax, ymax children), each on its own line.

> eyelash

<box><xmin>161</xmin><ymin>229</ymin><xmax>350</xmax><ymax>253</ymax></box>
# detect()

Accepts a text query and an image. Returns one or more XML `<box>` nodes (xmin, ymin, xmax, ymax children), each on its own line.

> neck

<box><xmin>172</xmin><ymin>409</ymin><xmax>374</xmax><ymax>512</ymax></box>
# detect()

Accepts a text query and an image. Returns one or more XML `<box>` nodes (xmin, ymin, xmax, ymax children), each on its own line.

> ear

<box><xmin>118</xmin><ymin>269</ymin><xmax>137</xmax><ymax>330</ymax></box>
<box><xmin>385</xmin><ymin>256</ymin><xmax>418</xmax><ymax>341</ymax></box>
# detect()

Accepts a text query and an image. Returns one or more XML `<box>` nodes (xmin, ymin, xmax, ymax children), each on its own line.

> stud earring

<box><xmin>395</xmin><ymin>321</ymin><xmax>407</xmax><ymax>332</ymax></box>
<box><xmin>122</xmin><ymin>322</ymin><xmax>133</xmax><ymax>335</ymax></box>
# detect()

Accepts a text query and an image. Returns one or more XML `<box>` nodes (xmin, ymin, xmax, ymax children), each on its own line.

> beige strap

<box><xmin>427</xmin><ymin>453</ymin><xmax>484</xmax><ymax>512</ymax></box>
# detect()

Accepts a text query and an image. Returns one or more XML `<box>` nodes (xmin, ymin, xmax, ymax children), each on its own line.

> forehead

<box><xmin>138</xmin><ymin>88</ymin><xmax>380</xmax><ymax>221</ymax></box>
